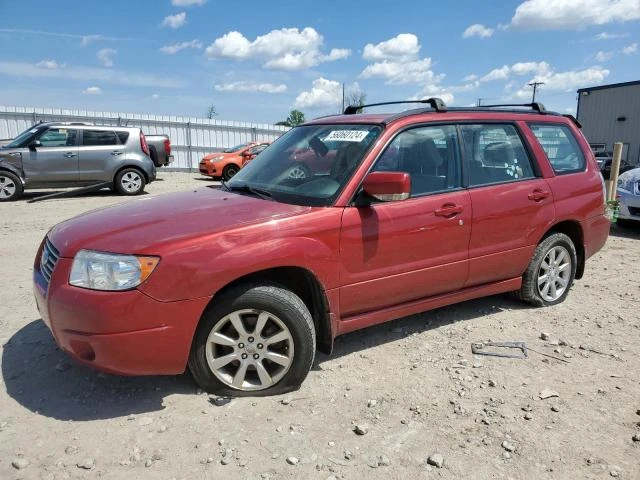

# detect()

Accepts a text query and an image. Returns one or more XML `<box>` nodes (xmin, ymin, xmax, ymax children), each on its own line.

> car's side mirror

<box><xmin>361</xmin><ymin>171</ymin><xmax>411</xmax><ymax>203</ymax></box>
<box><xmin>28</xmin><ymin>140</ymin><xmax>42</xmax><ymax>151</ymax></box>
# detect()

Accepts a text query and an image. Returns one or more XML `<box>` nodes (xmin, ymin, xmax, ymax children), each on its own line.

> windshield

<box><xmin>223</xmin><ymin>143</ymin><xmax>252</xmax><ymax>153</ymax></box>
<box><xmin>226</xmin><ymin>124</ymin><xmax>382</xmax><ymax>206</ymax></box>
<box><xmin>4</xmin><ymin>125</ymin><xmax>46</xmax><ymax>149</ymax></box>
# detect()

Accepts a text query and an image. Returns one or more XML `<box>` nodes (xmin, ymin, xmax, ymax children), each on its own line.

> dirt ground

<box><xmin>1</xmin><ymin>172</ymin><xmax>639</xmax><ymax>480</ymax></box>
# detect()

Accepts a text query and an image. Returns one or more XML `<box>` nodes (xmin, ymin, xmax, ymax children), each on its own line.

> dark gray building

<box><xmin>577</xmin><ymin>80</ymin><xmax>640</xmax><ymax>165</ymax></box>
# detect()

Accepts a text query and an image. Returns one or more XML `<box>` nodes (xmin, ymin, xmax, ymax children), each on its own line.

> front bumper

<box><xmin>33</xmin><ymin>255</ymin><xmax>210</xmax><ymax>376</ymax></box>
<box><xmin>617</xmin><ymin>190</ymin><xmax>640</xmax><ymax>221</ymax></box>
<box><xmin>199</xmin><ymin>160</ymin><xmax>217</xmax><ymax>177</ymax></box>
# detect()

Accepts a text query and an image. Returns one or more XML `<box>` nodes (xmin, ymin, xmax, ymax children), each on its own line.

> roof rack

<box><xmin>343</xmin><ymin>97</ymin><xmax>447</xmax><ymax>115</ymax></box>
<box><xmin>477</xmin><ymin>102</ymin><xmax>547</xmax><ymax>113</ymax></box>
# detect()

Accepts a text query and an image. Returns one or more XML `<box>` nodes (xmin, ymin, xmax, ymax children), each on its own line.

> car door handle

<box><xmin>111</xmin><ymin>151</ymin><xmax>123</xmax><ymax>156</ymax></box>
<box><xmin>528</xmin><ymin>189</ymin><xmax>550</xmax><ymax>202</ymax></box>
<box><xmin>64</xmin><ymin>152</ymin><xmax>77</xmax><ymax>158</ymax></box>
<box><xmin>434</xmin><ymin>204</ymin><xmax>463</xmax><ymax>217</ymax></box>
<box><xmin>7</xmin><ymin>152</ymin><xmax>21</xmax><ymax>157</ymax></box>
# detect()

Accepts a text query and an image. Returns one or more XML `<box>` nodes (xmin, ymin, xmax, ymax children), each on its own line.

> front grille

<box><xmin>628</xmin><ymin>206</ymin><xmax>640</xmax><ymax>217</ymax></box>
<box><xmin>40</xmin><ymin>238</ymin><xmax>60</xmax><ymax>284</ymax></box>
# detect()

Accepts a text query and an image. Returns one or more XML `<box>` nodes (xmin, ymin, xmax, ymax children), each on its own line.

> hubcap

<box><xmin>288</xmin><ymin>165</ymin><xmax>307</xmax><ymax>179</ymax></box>
<box><xmin>121</xmin><ymin>171</ymin><xmax>142</xmax><ymax>192</ymax></box>
<box><xmin>205</xmin><ymin>309</ymin><xmax>294</xmax><ymax>391</ymax></box>
<box><xmin>537</xmin><ymin>246</ymin><xmax>571</xmax><ymax>302</ymax></box>
<box><xmin>0</xmin><ymin>175</ymin><xmax>17</xmax><ymax>199</ymax></box>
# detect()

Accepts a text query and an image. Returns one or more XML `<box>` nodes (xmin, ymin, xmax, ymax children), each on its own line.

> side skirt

<box><xmin>336</xmin><ymin>277</ymin><xmax>522</xmax><ymax>336</ymax></box>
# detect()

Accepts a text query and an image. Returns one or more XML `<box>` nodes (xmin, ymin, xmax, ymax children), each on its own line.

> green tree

<box><xmin>206</xmin><ymin>104</ymin><xmax>217</xmax><ymax>119</ymax></box>
<box><xmin>276</xmin><ymin>109</ymin><xmax>305</xmax><ymax>127</ymax></box>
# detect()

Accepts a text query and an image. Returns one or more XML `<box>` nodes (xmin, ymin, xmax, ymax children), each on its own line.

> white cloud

<box><xmin>480</xmin><ymin>61</ymin><xmax>551</xmax><ymax>81</ymax></box>
<box><xmin>160</xmin><ymin>39</ymin><xmax>202</xmax><ymax>54</ymax></box>
<box><xmin>511</xmin><ymin>0</ymin><xmax>640</xmax><ymax>30</ymax></box>
<box><xmin>622</xmin><ymin>42</ymin><xmax>638</xmax><ymax>54</ymax></box>
<box><xmin>36</xmin><ymin>59</ymin><xmax>60</xmax><ymax>70</ymax></box>
<box><xmin>462</xmin><ymin>24</ymin><xmax>494</xmax><ymax>39</ymax></box>
<box><xmin>97</xmin><ymin>48</ymin><xmax>116</xmax><ymax>67</ymax></box>
<box><xmin>162</xmin><ymin>12</ymin><xmax>187</xmax><ymax>29</ymax></box>
<box><xmin>0</xmin><ymin>60</ymin><xmax>185</xmax><ymax>88</ymax></box>
<box><xmin>360</xmin><ymin>58</ymin><xmax>441</xmax><ymax>85</ymax></box>
<box><xmin>82</xmin><ymin>86</ymin><xmax>102</xmax><ymax>95</ymax></box>
<box><xmin>463</xmin><ymin>74</ymin><xmax>478</xmax><ymax>81</ymax></box>
<box><xmin>205</xmin><ymin>27</ymin><xmax>350</xmax><ymax>70</ymax></box>
<box><xmin>512</xmin><ymin>67</ymin><xmax>610</xmax><ymax>99</ymax></box>
<box><xmin>294</xmin><ymin>77</ymin><xmax>342</xmax><ymax>109</ymax></box>
<box><xmin>151</xmin><ymin>93</ymin><xmax>160</xmax><ymax>100</ymax></box>
<box><xmin>595</xmin><ymin>50</ymin><xmax>613</xmax><ymax>62</ymax></box>
<box><xmin>214</xmin><ymin>81</ymin><xmax>287</xmax><ymax>93</ymax></box>
<box><xmin>171</xmin><ymin>0</ymin><xmax>206</xmax><ymax>5</ymax></box>
<box><xmin>81</xmin><ymin>34</ymin><xmax>102</xmax><ymax>46</ymax></box>
<box><xmin>412</xmin><ymin>86</ymin><xmax>455</xmax><ymax>106</ymax></box>
<box><xmin>362</xmin><ymin>33</ymin><xmax>420</xmax><ymax>61</ymax></box>
<box><xmin>594</xmin><ymin>32</ymin><xmax>628</xmax><ymax>40</ymax></box>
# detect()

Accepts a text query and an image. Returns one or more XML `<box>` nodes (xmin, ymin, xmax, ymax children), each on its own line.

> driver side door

<box><xmin>338</xmin><ymin>124</ymin><xmax>471</xmax><ymax>319</ymax></box>
<box><xmin>22</xmin><ymin>127</ymin><xmax>79</xmax><ymax>185</ymax></box>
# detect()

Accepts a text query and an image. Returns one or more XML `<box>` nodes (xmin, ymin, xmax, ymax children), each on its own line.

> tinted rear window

<box><xmin>83</xmin><ymin>130</ymin><xmax>118</xmax><ymax>146</ymax></box>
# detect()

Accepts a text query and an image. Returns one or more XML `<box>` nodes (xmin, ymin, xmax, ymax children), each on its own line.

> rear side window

<box><xmin>460</xmin><ymin>124</ymin><xmax>535</xmax><ymax>187</ymax></box>
<box><xmin>82</xmin><ymin>130</ymin><xmax>118</xmax><ymax>146</ymax></box>
<box><xmin>529</xmin><ymin>124</ymin><xmax>586</xmax><ymax>174</ymax></box>
<box><xmin>116</xmin><ymin>132</ymin><xmax>129</xmax><ymax>144</ymax></box>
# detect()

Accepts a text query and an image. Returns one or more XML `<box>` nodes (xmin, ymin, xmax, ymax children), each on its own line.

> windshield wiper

<box><xmin>225</xmin><ymin>183</ymin><xmax>273</xmax><ymax>201</ymax></box>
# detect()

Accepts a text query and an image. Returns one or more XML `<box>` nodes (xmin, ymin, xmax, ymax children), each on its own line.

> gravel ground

<box><xmin>1</xmin><ymin>172</ymin><xmax>639</xmax><ymax>480</ymax></box>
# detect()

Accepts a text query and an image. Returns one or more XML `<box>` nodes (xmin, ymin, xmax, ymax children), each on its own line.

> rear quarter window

<box><xmin>529</xmin><ymin>124</ymin><xmax>586</xmax><ymax>174</ymax></box>
<box><xmin>116</xmin><ymin>132</ymin><xmax>130</xmax><ymax>144</ymax></box>
<box><xmin>82</xmin><ymin>130</ymin><xmax>118</xmax><ymax>146</ymax></box>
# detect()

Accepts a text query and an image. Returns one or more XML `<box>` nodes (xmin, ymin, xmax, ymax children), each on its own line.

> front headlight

<box><xmin>69</xmin><ymin>250</ymin><xmax>160</xmax><ymax>291</ymax></box>
<box><xmin>210</xmin><ymin>156</ymin><xmax>224</xmax><ymax>162</ymax></box>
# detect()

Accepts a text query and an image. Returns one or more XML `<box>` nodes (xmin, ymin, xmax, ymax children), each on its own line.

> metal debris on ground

<box><xmin>471</xmin><ymin>341</ymin><xmax>528</xmax><ymax>359</ymax></box>
<box><xmin>27</xmin><ymin>182</ymin><xmax>111</xmax><ymax>203</ymax></box>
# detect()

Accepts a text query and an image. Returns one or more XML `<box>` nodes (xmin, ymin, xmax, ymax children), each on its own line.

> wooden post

<box><xmin>608</xmin><ymin>142</ymin><xmax>623</xmax><ymax>201</ymax></box>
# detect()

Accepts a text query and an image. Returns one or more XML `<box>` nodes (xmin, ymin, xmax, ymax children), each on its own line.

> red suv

<box><xmin>33</xmin><ymin>99</ymin><xmax>609</xmax><ymax>396</ymax></box>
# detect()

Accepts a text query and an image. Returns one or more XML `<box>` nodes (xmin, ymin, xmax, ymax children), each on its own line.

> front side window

<box><xmin>227</xmin><ymin>124</ymin><xmax>382</xmax><ymax>206</ymax></box>
<box><xmin>372</xmin><ymin>125</ymin><xmax>461</xmax><ymax>196</ymax></box>
<box><xmin>82</xmin><ymin>130</ymin><xmax>118</xmax><ymax>146</ymax></box>
<box><xmin>529</xmin><ymin>123</ymin><xmax>586</xmax><ymax>174</ymax></box>
<box><xmin>460</xmin><ymin>124</ymin><xmax>535</xmax><ymax>186</ymax></box>
<box><xmin>37</xmin><ymin>128</ymin><xmax>78</xmax><ymax>147</ymax></box>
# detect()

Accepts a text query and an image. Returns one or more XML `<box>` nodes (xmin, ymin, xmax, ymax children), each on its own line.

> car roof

<box><xmin>37</xmin><ymin>122</ymin><xmax>136</xmax><ymax>131</ymax></box>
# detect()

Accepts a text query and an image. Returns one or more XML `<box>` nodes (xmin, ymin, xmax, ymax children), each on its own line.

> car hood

<box><xmin>48</xmin><ymin>187</ymin><xmax>311</xmax><ymax>257</ymax></box>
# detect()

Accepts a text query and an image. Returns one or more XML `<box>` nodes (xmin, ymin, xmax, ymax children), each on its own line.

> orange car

<box><xmin>199</xmin><ymin>142</ymin><xmax>270</xmax><ymax>180</ymax></box>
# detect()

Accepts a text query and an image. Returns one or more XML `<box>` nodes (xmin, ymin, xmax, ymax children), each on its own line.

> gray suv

<box><xmin>0</xmin><ymin>122</ymin><xmax>156</xmax><ymax>201</ymax></box>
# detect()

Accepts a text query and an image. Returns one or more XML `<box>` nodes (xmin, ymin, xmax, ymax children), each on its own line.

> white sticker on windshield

<box><xmin>29</xmin><ymin>129</ymin><xmax>38</xmax><ymax>134</ymax></box>
<box><xmin>324</xmin><ymin>130</ymin><xmax>369</xmax><ymax>142</ymax></box>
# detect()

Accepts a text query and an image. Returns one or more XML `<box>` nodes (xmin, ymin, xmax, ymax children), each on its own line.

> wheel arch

<box><xmin>539</xmin><ymin>220</ymin><xmax>585</xmax><ymax>279</ymax></box>
<box><xmin>203</xmin><ymin>266</ymin><xmax>333</xmax><ymax>355</ymax></box>
<box><xmin>0</xmin><ymin>165</ymin><xmax>25</xmax><ymax>183</ymax></box>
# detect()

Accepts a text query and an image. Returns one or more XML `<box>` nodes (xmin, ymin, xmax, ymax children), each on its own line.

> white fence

<box><xmin>0</xmin><ymin>106</ymin><xmax>289</xmax><ymax>170</ymax></box>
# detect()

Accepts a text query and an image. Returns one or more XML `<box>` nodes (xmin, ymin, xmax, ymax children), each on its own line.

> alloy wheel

<box><xmin>205</xmin><ymin>309</ymin><xmax>294</xmax><ymax>391</ymax></box>
<box><xmin>121</xmin><ymin>171</ymin><xmax>142</xmax><ymax>192</ymax></box>
<box><xmin>537</xmin><ymin>246</ymin><xmax>571</xmax><ymax>302</ymax></box>
<box><xmin>0</xmin><ymin>175</ymin><xmax>17</xmax><ymax>199</ymax></box>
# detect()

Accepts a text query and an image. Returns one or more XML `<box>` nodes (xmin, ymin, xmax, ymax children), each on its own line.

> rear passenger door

<box><xmin>78</xmin><ymin>129</ymin><xmax>124</xmax><ymax>182</ymax></box>
<box><xmin>460</xmin><ymin>123</ymin><xmax>555</xmax><ymax>287</ymax></box>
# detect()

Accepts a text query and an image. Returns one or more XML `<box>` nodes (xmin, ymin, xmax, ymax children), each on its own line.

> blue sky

<box><xmin>0</xmin><ymin>0</ymin><xmax>638</xmax><ymax>123</ymax></box>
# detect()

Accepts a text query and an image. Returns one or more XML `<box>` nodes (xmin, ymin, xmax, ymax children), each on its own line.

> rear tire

<box><xmin>188</xmin><ymin>283</ymin><xmax>316</xmax><ymax>396</ymax></box>
<box><xmin>0</xmin><ymin>171</ymin><xmax>23</xmax><ymax>202</ymax></box>
<box><xmin>115</xmin><ymin>168</ymin><xmax>146</xmax><ymax>196</ymax></box>
<box><xmin>222</xmin><ymin>164</ymin><xmax>240</xmax><ymax>181</ymax></box>
<box><xmin>515</xmin><ymin>233</ymin><xmax>577</xmax><ymax>307</ymax></box>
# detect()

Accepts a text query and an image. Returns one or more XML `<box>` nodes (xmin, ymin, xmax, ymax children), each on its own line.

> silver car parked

<box><xmin>0</xmin><ymin>122</ymin><xmax>156</xmax><ymax>201</ymax></box>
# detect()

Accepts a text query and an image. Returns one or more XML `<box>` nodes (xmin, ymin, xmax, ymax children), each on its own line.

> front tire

<box><xmin>188</xmin><ymin>283</ymin><xmax>316</xmax><ymax>396</ymax></box>
<box><xmin>115</xmin><ymin>168</ymin><xmax>146</xmax><ymax>196</ymax></box>
<box><xmin>0</xmin><ymin>171</ymin><xmax>23</xmax><ymax>202</ymax></box>
<box><xmin>516</xmin><ymin>233</ymin><xmax>577</xmax><ymax>307</ymax></box>
<box><xmin>222</xmin><ymin>164</ymin><xmax>240</xmax><ymax>181</ymax></box>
